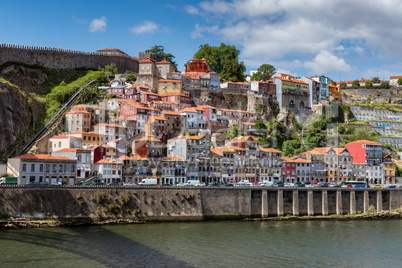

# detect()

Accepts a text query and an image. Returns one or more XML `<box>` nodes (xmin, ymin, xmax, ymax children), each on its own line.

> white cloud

<box><xmin>89</xmin><ymin>16</ymin><xmax>107</xmax><ymax>32</ymax></box>
<box><xmin>190</xmin><ymin>0</ymin><xmax>402</xmax><ymax>69</ymax></box>
<box><xmin>131</xmin><ymin>21</ymin><xmax>158</xmax><ymax>34</ymax></box>
<box><xmin>304</xmin><ymin>50</ymin><xmax>352</xmax><ymax>73</ymax></box>
<box><xmin>185</xmin><ymin>5</ymin><xmax>199</xmax><ymax>14</ymax></box>
<box><xmin>72</xmin><ymin>16</ymin><xmax>87</xmax><ymax>25</ymax></box>
<box><xmin>191</xmin><ymin>24</ymin><xmax>219</xmax><ymax>39</ymax></box>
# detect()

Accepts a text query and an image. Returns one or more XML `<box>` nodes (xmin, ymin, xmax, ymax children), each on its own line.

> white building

<box><xmin>7</xmin><ymin>154</ymin><xmax>76</xmax><ymax>184</ymax></box>
<box><xmin>48</xmin><ymin>135</ymin><xmax>82</xmax><ymax>153</ymax></box>
<box><xmin>52</xmin><ymin>148</ymin><xmax>92</xmax><ymax>181</ymax></box>
<box><xmin>94</xmin><ymin>159</ymin><xmax>122</xmax><ymax>183</ymax></box>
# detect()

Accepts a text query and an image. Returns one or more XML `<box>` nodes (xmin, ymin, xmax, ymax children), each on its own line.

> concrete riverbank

<box><xmin>0</xmin><ymin>186</ymin><xmax>401</xmax><ymax>229</ymax></box>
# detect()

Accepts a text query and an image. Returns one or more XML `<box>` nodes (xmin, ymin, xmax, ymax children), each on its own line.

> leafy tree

<box><xmin>352</xmin><ymin>80</ymin><xmax>360</xmax><ymax>88</ymax></box>
<box><xmin>95</xmin><ymin>73</ymin><xmax>108</xmax><ymax>85</ymax></box>
<box><xmin>146</xmin><ymin>45</ymin><xmax>177</xmax><ymax>67</ymax></box>
<box><xmin>282</xmin><ymin>139</ymin><xmax>301</xmax><ymax>157</ymax></box>
<box><xmin>126</xmin><ymin>74</ymin><xmax>137</xmax><ymax>83</ymax></box>
<box><xmin>365</xmin><ymin>81</ymin><xmax>373</xmax><ymax>88</ymax></box>
<box><xmin>330</xmin><ymin>81</ymin><xmax>337</xmax><ymax>86</ymax></box>
<box><xmin>255</xmin><ymin>119</ymin><xmax>267</xmax><ymax>130</ymax></box>
<box><xmin>380</xmin><ymin>81</ymin><xmax>389</xmax><ymax>88</ymax></box>
<box><xmin>220</xmin><ymin>60</ymin><xmax>246</xmax><ymax>82</ymax></box>
<box><xmin>193</xmin><ymin>43</ymin><xmax>246</xmax><ymax>82</ymax></box>
<box><xmin>104</xmin><ymin>63</ymin><xmax>117</xmax><ymax>76</ymax></box>
<box><xmin>256</xmin><ymin>104</ymin><xmax>267</xmax><ymax>112</ymax></box>
<box><xmin>396</xmin><ymin>165</ymin><xmax>402</xmax><ymax>177</ymax></box>
<box><xmin>251</xmin><ymin>64</ymin><xmax>275</xmax><ymax>81</ymax></box>
<box><xmin>398</xmin><ymin>77</ymin><xmax>402</xmax><ymax>86</ymax></box>
<box><xmin>371</xmin><ymin>77</ymin><xmax>381</xmax><ymax>83</ymax></box>
<box><xmin>340</xmin><ymin>82</ymin><xmax>347</xmax><ymax>88</ymax></box>
<box><xmin>226</xmin><ymin>125</ymin><xmax>240</xmax><ymax>138</ymax></box>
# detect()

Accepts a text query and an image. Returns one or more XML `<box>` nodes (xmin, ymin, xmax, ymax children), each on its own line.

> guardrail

<box><xmin>14</xmin><ymin>79</ymin><xmax>96</xmax><ymax>157</ymax></box>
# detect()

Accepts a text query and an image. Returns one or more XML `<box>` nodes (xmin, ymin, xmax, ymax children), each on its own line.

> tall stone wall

<box><xmin>0</xmin><ymin>44</ymin><xmax>139</xmax><ymax>73</ymax></box>
<box><xmin>0</xmin><ymin>187</ymin><xmax>400</xmax><ymax>221</ymax></box>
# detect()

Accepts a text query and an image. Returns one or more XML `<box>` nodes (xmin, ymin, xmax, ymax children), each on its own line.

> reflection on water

<box><xmin>0</xmin><ymin>220</ymin><xmax>401</xmax><ymax>267</ymax></box>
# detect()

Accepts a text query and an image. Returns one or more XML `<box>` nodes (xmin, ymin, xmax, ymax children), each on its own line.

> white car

<box><xmin>284</xmin><ymin>182</ymin><xmax>295</xmax><ymax>187</ymax></box>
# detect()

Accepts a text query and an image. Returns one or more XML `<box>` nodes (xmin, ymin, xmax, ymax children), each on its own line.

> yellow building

<box><xmin>70</xmin><ymin>132</ymin><xmax>106</xmax><ymax>148</ymax></box>
<box><xmin>158</xmin><ymin>79</ymin><xmax>189</xmax><ymax>96</ymax></box>
<box><xmin>329</xmin><ymin>84</ymin><xmax>341</xmax><ymax>101</ymax></box>
<box><xmin>383</xmin><ymin>155</ymin><xmax>396</xmax><ymax>184</ymax></box>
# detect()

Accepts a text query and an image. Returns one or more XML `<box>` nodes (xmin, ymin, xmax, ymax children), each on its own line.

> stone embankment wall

<box><xmin>0</xmin><ymin>187</ymin><xmax>400</xmax><ymax>221</ymax></box>
<box><xmin>350</xmin><ymin>106</ymin><xmax>402</xmax><ymax>121</ymax></box>
<box><xmin>0</xmin><ymin>44</ymin><xmax>139</xmax><ymax>73</ymax></box>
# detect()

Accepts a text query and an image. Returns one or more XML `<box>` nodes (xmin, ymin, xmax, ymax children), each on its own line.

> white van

<box><xmin>178</xmin><ymin>180</ymin><xmax>205</xmax><ymax>186</ymax></box>
<box><xmin>138</xmin><ymin>178</ymin><xmax>158</xmax><ymax>185</ymax></box>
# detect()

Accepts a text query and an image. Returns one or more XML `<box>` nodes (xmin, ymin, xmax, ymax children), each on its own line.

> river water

<box><xmin>0</xmin><ymin>220</ymin><xmax>401</xmax><ymax>267</ymax></box>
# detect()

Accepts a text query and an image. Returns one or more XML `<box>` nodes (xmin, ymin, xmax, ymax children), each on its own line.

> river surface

<box><xmin>0</xmin><ymin>220</ymin><xmax>401</xmax><ymax>267</ymax></box>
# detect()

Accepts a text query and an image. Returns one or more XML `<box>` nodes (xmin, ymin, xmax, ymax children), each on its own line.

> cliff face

<box><xmin>0</xmin><ymin>80</ymin><xmax>45</xmax><ymax>160</ymax></box>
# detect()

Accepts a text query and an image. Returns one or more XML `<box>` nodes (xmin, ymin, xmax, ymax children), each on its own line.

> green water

<box><xmin>0</xmin><ymin>220</ymin><xmax>401</xmax><ymax>267</ymax></box>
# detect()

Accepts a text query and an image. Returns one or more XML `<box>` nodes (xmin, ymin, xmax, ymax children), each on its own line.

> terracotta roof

<box><xmin>95</xmin><ymin>123</ymin><xmax>127</xmax><ymax>128</ymax></box>
<box><xmin>299</xmin><ymin>150</ymin><xmax>325</xmax><ymax>155</ymax></box>
<box><xmin>260</xmin><ymin>147</ymin><xmax>281</xmax><ymax>153</ymax></box>
<box><xmin>150</xmin><ymin>116</ymin><xmax>166</xmax><ymax>121</ymax></box>
<box><xmin>162</xmin><ymin>111</ymin><xmax>181</xmax><ymax>116</ymax></box>
<box><xmin>197</xmin><ymin>105</ymin><xmax>217</xmax><ymax>110</ymax></box>
<box><xmin>140</xmin><ymin>58</ymin><xmax>156</xmax><ymax>63</ymax></box>
<box><xmin>157</xmin><ymin>60</ymin><xmax>171</xmax><ymax>64</ymax></box>
<box><xmin>66</xmin><ymin>110</ymin><xmax>91</xmax><ymax>114</ymax></box>
<box><xmin>241</xmin><ymin>122</ymin><xmax>255</xmax><ymax>126</ymax></box>
<box><xmin>54</xmin><ymin>148</ymin><xmax>79</xmax><ymax>152</ymax></box>
<box><xmin>159</xmin><ymin>79</ymin><xmax>181</xmax><ymax>83</ymax></box>
<box><xmin>142</xmin><ymin>91</ymin><xmax>160</xmax><ymax>96</ymax></box>
<box><xmin>13</xmin><ymin>154</ymin><xmax>72</xmax><ymax>160</ymax></box>
<box><xmin>180</xmin><ymin>107</ymin><xmax>198</xmax><ymax>113</ymax></box>
<box><xmin>50</xmin><ymin>135</ymin><xmax>70</xmax><ymax>139</ymax></box>
<box><xmin>96</xmin><ymin>159</ymin><xmax>122</xmax><ymax>165</ymax></box>
<box><xmin>160</xmin><ymin>93</ymin><xmax>190</xmax><ymax>97</ymax></box>
<box><xmin>210</xmin><ymin>149</ymin><xmax>223</xmax><ymax>157</ymax></box>
<box><xmin>347</xmin><ymin>140</ymin><xmax>381</xmax><ymax>145</ymax></box>
<box><xmin>231</xmin><ymin>136</ymin><xmax>254</xmax><ymax>143</ymax></box>
<box><xmin>218</xmin><ymin>108</ymin><xmax>255</xmax><ymax>114</ymax></box>
<box><xmin>163</xmin><ymin>156</ymin><xmax>186</xmax><ymax>161</ymax></box>
<box><xmin>136</xmin><ymin>136</ymin><xmax>161</xmax><ymax>142</ymax></box>
<box><xmin>169</xmin><ymin>135</ymin><xmax>205</xmax><ymax>140</ymax></box>
<box><xmin>390</xmin><ymin>75</ymin><xmax>402</xmax><ymax>79</ymax></box>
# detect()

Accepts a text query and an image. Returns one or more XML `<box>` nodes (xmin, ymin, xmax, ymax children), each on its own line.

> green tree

<box><xmin>282</xmin><ymin>139</ymin><xmax>301</xmax><ymax>157</ymax></box>
<box><xmin>365</xmin><ymin>81</ymin><xmax>373</xmax><ymax>88</ymax></box>
<box><xmin>125</xmin><ymin>73</ymin><xmax>137</xmax><ymax>83</ymax></box>
<box><xmin>256</xmin><ymin>104</ymin><xmax>267</xmax><ymax>112</ymax></box>
<box><xmin>398</xmin><ymin>77</ymin><xmax>402</xmax><ymax>86</ymax></box>
<box><xmin>104</xmin><ymin>63</ymin><xmax>117</xmax><ymax>76</ymax></box>
<box><xmin>330</xmin><ymin>81</ymin><xmax>337</xmax><ymax>86</ymax></box>
<box><xmin>255</xmin><ymin>119</ymin><xmax>267</xmax><ymax>130</ymax></box>
<box><xmin>193</xmin><ymin>43</ymin><xmax>246</xmax><ymax>82</ymax></box>
<box><xmin>380</xmin><ymin>81</ymin><xmax>389</xmax><ymax>88</ymax></box>
<box><xmin>352</xmin><ymin>80</ymin><xmax>360</xmax><ymax>88</ymax></box>
<box><xmin>226</xmin><ymin>125</ymin><xmax>240</xmax><ymax>138</ymax></box>
<box><xmin>95</xmin><ymin>73</ymin><xmax>108</xmax><ymax>85</ymax></box>
<box><xmin>146</xmin><ymin>45</ymin><xmax>177</xmax><ymax>67</ymax></box>
<box><xmin>340</xmin><ymin>82</ymin><xmax>347</xmax><ymax>88</ymax></box>
<box><xmin>220</xmin><ymin>60</ymin><xmax>246</xmax><ymax>82</ymax></box>
<box><xmin>251</xmin><ymin>64</ymin><xmax>275</xmax><ymax>81</ymax></box>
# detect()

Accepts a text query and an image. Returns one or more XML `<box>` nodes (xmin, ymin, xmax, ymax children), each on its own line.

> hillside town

<box><xmin>3</xmin><ymin>48</ymin><xmax>400</xmax><ymax>187</ymax></box>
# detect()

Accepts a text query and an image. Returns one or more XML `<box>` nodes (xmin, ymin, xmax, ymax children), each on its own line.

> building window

<box><xmin>22</xmin><ymin>164</ymin><xmax>26</xmax><ymax>172</ymax></box>
<box><xmin>31</xmin><ymin>164</ymin><xmax>35</xmax><ymax>172</ymax></box>
<box><xmin>40</xmin><ymin>164</ymin><xmax>43</xmax><ymax>172</ymax></box>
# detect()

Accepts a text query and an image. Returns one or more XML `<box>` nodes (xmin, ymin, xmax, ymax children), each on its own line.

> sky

<box><xmin>2</xmin><ymin>0</ymin><xmax>402</xmax><ymax>82</ymax></box>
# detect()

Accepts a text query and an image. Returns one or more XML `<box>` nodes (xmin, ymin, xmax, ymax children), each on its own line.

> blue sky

<box><xmin>2</xmin><ymin>0</ymin><xmax>402</xmax><ymax>82</ymax></box>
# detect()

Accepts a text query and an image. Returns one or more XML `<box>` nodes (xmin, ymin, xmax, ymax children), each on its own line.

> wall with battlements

<box><xmin>0</xmin><ymin>44</ymin><xmax>139</xmax><ymax>72</ymax></box>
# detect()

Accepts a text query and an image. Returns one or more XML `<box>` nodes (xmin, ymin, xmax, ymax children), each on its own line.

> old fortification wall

<box><xmin>0</xmin><ymin>187</ymin><xmax>401</xmax><ymax>221</ymax></box>
<box><xmin>0</xmin><ymin>44</ymin><xmax>139</xmax><ymax>72</ymax></box>
<box><xmin>350</xmin><ymin>106</ymin><xmax>402</xmax><ymax>121</ymax></box>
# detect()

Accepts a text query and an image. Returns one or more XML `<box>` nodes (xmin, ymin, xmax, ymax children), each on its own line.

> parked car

<box><xmin>387</xmin><ymin>184</ymin><xmax>397</xmax><ymax>188</ymax></box>
<box><xmin>371</xmin><ymin>184</ymin><xmax>382</xmax><ymax>188</ymax></box>
<box><xmin>224</xmin><ymin>183</ymin><xmax>234</xmax><ymax>187</ymax></box>
<box><xmin>73</xmin><ymin>181</ymin><xmax>83</xmax><ymax>185</ymax></box>
<box><xmin>123</xmin><ymin>182</ymin><xmax>138</xmax><ymax>186</ymax></box>
<box><xmin>107</xmin><ymin>181</ymin><xmax>122</xmax><ymax>186</ymax></box>
<box><xmin>317</xmin><ymin>182</ymin><xmax>329</xmax><ymax>187</ymax></box>
<box><xmin>83</xmin><ymin>182</ymin><xmax>93</xmax><ymax>185</ymax></box>
<box><xmin>258</xmin><ymin>181</ymin><xmax>274</xmax><ymax>187</ymax></box>
<box><xmin>295</xmin><ymin>182</ymin><xmax>305</xmax><ymax>187</ymax></box>
<box><xmin>209</xmin><ymin>182</ymin><xmax>221</xmax><ymax>187</ymax></box>
<box><xmin>274</xmin><ymin>181</ymin><xmax>284</xmax><ymax>187</ymax></box>
<box><xmin>284</xmin><ymin>182</ymin><xmax>295</xmax><ymax>187</ymax></box>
